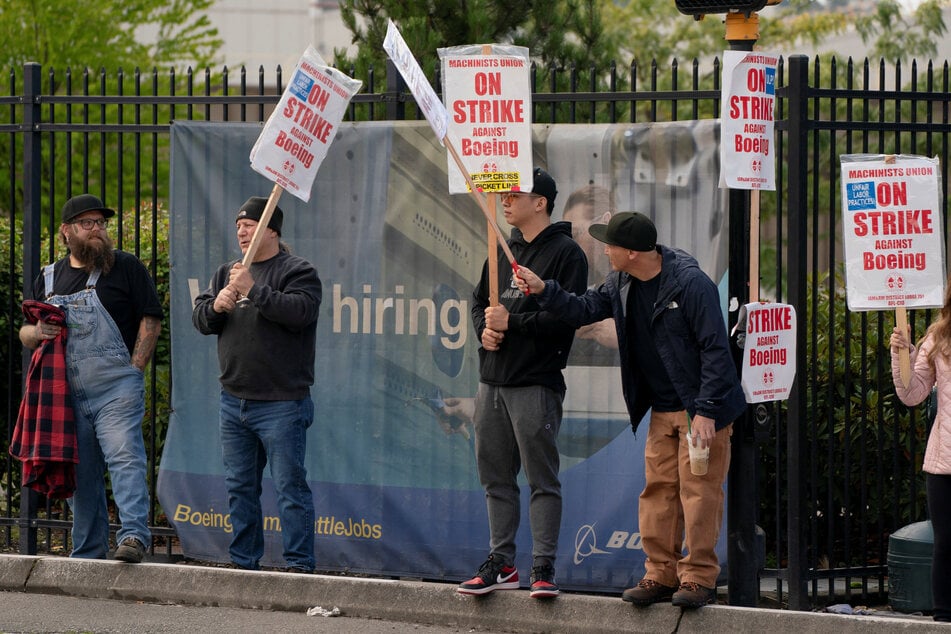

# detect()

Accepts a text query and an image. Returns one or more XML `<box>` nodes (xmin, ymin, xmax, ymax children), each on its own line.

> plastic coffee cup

<box><xmin>688</xmin><ymin>438</ymin><xmax>710</xmax><ymax>476</ymax></box>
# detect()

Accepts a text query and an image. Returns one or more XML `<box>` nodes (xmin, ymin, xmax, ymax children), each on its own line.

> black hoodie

<box><xmin>472</xmin><ymin>221</ymin><xmax>588</xmax><ymax>395</ymax></box>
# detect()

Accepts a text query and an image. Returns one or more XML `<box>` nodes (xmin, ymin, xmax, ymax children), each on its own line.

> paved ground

<box><xmin>0</xmin><ymin>554</ymin><xmax>948</xmax><ymax>633</ymax></box>
<box><xmin>0</xmin><ymin>591</ymin><xmax>499</xmax><ymax>634</ymax></box>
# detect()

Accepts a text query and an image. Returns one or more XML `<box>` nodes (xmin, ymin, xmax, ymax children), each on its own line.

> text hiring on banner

<box><xmin>719</xmin><ymin>50</ymin><xmax>778</xmax><ymax>191</ymax></box>
<box><xmin>840</xmin><ymin>154</ymin><xmax>946</xmax><ymax>311</ymax></box>
<box><xmin>737</xmin><ymin>302</ymin><xmax>797</xmax><ymax>404</ymax></box>
<box><xmin>249</xmin><ymin>46</ymin><xmax>362</xmax><ymax>202</ymax></box>
<box><xmin>438</xmin><ymin>45</ymin><xmax>533</xmax><ymax>194</ymax></box>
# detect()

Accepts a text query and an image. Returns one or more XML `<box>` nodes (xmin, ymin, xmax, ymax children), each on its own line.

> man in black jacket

<box><xmin>515</xmin><ymin>212</ymin><xmax>746</xmax><ymax>609</ymax></box>
<box><xmin>457</xmin><ymin>168</ymin><xmax>588</xmax><ymax>599</ymax></box>
<box><xmin>193</xmin><ymin>197</ymin><xmax>322</xmax><ymax>573</ymax></box>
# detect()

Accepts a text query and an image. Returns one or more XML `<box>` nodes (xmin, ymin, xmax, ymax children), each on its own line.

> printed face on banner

<box><xmin>249</xmin><ymin>47</ymin><xmax>362</xmax><ymax>202</ymax></box>
<box><xmin>441</xmin><ymin>54</ymin><xmax>533</xmax><ymax>194</ymax></box>
<box><xmin>740</xmin><ymin>302</ymin><xmax>796</xmax><ymax>403</ymax></box>
<box><xmin>719</xmin><ymin>50</ymin><xmax>778</xmax><ymax>191</ymax></box>
<box><xmin>840</xmin><ymin>155</ymin><xmax>946</xmax><ymax>311</ymax></box>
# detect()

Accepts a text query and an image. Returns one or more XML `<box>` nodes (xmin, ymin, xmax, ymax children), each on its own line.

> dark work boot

<box><xmin>621</xmin><ymin>578</ymin><xmax>676</xmax><ymax>606</ymax></box>
<box><xmin>671</xmin><ymin>582</ymin><xmax>715</xmax><ymax>608</ymax></box>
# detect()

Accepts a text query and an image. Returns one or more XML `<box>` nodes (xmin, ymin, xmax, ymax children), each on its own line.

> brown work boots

<box><xmin>622</xmin><ymin>578</ymin><xmax>715</xmax><ymax>609</ymax></box>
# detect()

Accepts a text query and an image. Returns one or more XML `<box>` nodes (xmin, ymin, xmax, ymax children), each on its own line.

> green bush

<box><xmin>759</xmin><ymin>269</ymin><xmax>928</xmax><ymax>571</ymax></box>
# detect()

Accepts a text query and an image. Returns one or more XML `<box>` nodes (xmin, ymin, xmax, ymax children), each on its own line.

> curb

<box><xmin>0</xmin><ymin>555</ymin><xmax>945</xmax><ymax>633</ymax></box>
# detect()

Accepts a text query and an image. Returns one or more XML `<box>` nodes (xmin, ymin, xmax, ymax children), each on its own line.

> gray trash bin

<box><xmin>888</xmin><ymin>520</ymin><xmax>933</xmax><ymax>613</ymax></box>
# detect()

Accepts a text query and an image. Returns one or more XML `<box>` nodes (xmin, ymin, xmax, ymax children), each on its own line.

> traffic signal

<box><xmin>674</xmin><ymin>0</ymin><xmax>780</xmax><ymax>17</ymax></box>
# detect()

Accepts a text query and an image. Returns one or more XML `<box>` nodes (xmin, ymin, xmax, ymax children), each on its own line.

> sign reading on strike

<box><xmin>438</xmin><ymin>45</ymin><xmax>533</xmax><ymax>194</ymax></box>
<box><xmin>250</xmin><ymin>46</ymin><xmax>362</xmax><ymax>202</ymax></box>
<box><xmin>840</xmin><ymin>154</ymin><xmax>945</xmax><ymax>311</ymax></box>
<box><xmin>739</xmin><ymin>302</ymin><xmax>797</xmax><ymax>404</ymax></box>
<box><xmin>719</xmin><ymin>50</ymin><xmax>778</xmax><ymax>191</ymax></box>
<box><xmin>383</xmin><ymin>20</ymin><xmax>450</xmax><ymax>143</ymax></box>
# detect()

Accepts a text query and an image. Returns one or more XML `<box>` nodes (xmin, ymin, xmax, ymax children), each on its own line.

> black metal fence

<box><xmin>1</xmin><ymin>54</ymin><xmax>948</xmax><ymax>610</ymax></box>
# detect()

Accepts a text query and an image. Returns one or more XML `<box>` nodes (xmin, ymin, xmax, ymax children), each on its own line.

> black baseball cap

<box><xmin>61</xmin><ymin>194</ymin><xmax>115</xmax><ymax>224</ymax></box>
<box><xmin>531</xmin><ymin>167</ymin><xmax>557</xmax><ymax>214</ymax></box>
<box><xmin>588</xmin><ymin>212</ymin><xmax>657</xmax><ymax>252</ymax></box>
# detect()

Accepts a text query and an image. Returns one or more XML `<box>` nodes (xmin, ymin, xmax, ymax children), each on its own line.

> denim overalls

<box><xmin>45</xmin><ymin>265</ymin><xmax>150</xmax><ymax>558</ymax></box>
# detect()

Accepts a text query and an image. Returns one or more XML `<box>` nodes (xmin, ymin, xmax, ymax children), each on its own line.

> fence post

<box><xmin>725</xmin><ymin>23</ymin><xmax>758</xmax><ymax>609</ymax></box>
<box><xmin>784</xmin><ymin>53</ymin><xmax>811</xmax><ymax>610</ymax></box>
<box><xmin>385</xmin><ymin>59</ymin><xmax>405</xmax><ymax>121</ymax></box>
<box><xmin>19</xmin><ymin>62</ymin><xmax>42</xmax><ymax>555</ymax></box>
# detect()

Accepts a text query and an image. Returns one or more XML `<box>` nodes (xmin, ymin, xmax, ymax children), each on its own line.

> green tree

<box><xmin>604</xmin><ymin>0</ymin><xmax>850</xmax><ymax>75</ymax></box>
<box><xmin>0</xmin><ymin>2</ymin><xmax>220</xmax><ymax>520</ymax></box>
<box><xmin>855</xmin><ymin>0</ymin><xmax>949</xmax><ymax>63</ymax></box>
<box><xmin>335</xmin><ymin>0</ymin><xmax>621</xmax><ymax>95</ymax></box>
<box><xmin>0</xmin><ymin>0</ymin><xmax>222</xmax><ymax>71</ymax></box>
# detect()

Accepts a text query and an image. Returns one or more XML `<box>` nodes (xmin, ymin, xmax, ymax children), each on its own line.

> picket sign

<box><xmin>242</xmin><ymin>46</ymin><xmax>363</xmax><ymax>263</ymax></box>
<box><xmin>382</xmin><ymin>20</ymin><xmax>518</xmax><ymax>279</ymax></box>
<box><xmin>840</xmin><ymin>153</ymin><xmax>947</xmax><ymax>388</ymax></box>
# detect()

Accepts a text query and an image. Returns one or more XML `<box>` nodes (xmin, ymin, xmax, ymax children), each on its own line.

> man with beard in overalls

<box><xmin>19</xmin><ymin>194</ymin><xmax>163</xmax><ymax>563</ymax></box>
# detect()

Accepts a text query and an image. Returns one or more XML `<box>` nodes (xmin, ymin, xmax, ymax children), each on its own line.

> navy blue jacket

<box><xmin>537</xmin><ymin>245</ymin><xmax>746</xmax><ymax>434</ymax></box>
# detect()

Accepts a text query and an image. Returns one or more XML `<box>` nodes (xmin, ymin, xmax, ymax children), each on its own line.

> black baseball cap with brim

<box><xmin>61</xmin><ymin>194</ymin><xmax>116</xmax><ymax>224</ymax></box>
<box><xmin>588</xmin><ymin>211</ymin><xmax>657</xmax><ymax>252</ymax></box>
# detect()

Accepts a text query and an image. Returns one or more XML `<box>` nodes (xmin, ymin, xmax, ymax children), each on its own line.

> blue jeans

<box><xmin>69</xmin><ymin>356</ymin><xmax>150</xmax><ymax>558</ymax></box>
<box><xmin>219</xmin><ymin>392</ymin><xmax>315</xmax><ymax>570</ymax></box>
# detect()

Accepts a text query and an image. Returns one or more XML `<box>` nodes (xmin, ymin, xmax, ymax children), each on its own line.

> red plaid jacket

<box><xmin>10</xmin><ymin>300</ymin><xmax>78</xmax><ymax>499</ymax></box>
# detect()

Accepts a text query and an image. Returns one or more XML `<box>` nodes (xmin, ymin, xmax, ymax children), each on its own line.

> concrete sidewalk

<box><xmin>0</xmin><ymin>554</ymin><xmax>945</xmax><ymax>633</ymax></box>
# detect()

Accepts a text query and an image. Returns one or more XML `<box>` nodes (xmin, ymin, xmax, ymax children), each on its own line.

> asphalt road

<box><xmin>0</xmin><ymin>591</ymin><xmax>503</xmax><ymax>634</ymax></box>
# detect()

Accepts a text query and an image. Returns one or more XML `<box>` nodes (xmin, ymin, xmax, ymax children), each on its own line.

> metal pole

<box><xmin>19</xmin><ymin>62</ymin><xmax>42</xmax><ymax>555</ymax></box>
<box><xmin>784</xmin><ymin>53</ymin><xmax>811</xmax><ymax>611</ymax></box>
<box><xmin>725</xmin><ymin>10</ymin><xmax>758</xmax><ymax>608</ymax></box>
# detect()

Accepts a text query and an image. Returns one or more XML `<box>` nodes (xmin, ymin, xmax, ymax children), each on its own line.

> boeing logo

<box><xmin>573</xmin><ymin>523</ymin><xmax>644</xmax><ymax>565</ymax></box>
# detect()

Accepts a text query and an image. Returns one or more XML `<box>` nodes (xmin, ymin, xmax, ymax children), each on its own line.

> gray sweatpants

<box><xmin>473</xmin><ymin>382</ymin><xmax>563</xmax><ymax>570</ymax></box>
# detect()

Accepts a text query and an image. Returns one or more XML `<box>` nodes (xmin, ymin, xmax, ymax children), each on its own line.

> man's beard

<box><xmin>71</xmin><ymin>232</ymin><xmax>115</xmax><ymax>274</ymax></box>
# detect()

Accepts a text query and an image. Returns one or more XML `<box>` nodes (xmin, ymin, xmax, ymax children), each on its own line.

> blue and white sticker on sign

<box><xmin>290</xmin><ymin>70</ymin><xmax>313</xmax><ymax>102</ymax></box>
<box><xmin>764</xmin><ymin>67</ymin><xmax>776</xmax><ymax>96</ymax></box>
<box><xmin>846</xmin><ymin>180</ymin><xmax>876</xmax><ymax>211</ymax></box>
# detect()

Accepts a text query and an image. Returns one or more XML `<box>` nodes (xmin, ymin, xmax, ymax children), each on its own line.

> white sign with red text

<box><xmin>250</xmin><ymin>47</ymin><xmax>362</xmax><ymax>202</ymax></box>
<box><xmin>740</xmin><ymin>302</ymin><xmax>796</xmax><ymax>403</ymax></box>
<box><xmin>719</xmin><ymin>50</ymin><xmax>778</xmax><ymax>191</ymax></box>
<box><xmin>438</xmin><ymin>45</ymin><xmax>533</xmax><ymax>194</ymax></box>
<box><xmin>383</xmin><ymin>20</ymin><xmax>450</xmax><ymax>142</ymax></box>
<box><xmin>840</xmin><ymin>154</ymin><xmax>945</xmax><ymax>311</ymax></box>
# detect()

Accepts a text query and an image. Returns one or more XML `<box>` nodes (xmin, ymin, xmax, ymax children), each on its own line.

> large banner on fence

<box><xmin>160</xmin><ymin>119</ymin><xmax>729</xmax><ymax>592</ymax></box>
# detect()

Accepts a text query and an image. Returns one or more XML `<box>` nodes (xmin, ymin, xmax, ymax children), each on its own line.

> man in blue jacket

<box><xmin>514</xmin><ymin>211</ymin><xmax>745</xmax><ymax>609</ymax></box>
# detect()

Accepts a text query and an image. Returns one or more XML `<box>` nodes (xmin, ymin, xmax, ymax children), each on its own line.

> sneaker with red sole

<box><xmin>529</xmin><ymin>565</ymin><xmax>559</xmax><ymax>598</ymax></box>
<box><xmin>457</xmin><ymin>554</ymin><xmax>519</xmax><ymax>595</ymax></box>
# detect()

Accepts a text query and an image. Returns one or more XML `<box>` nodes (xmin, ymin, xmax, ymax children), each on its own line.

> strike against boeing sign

<box><xmin>840</xmin><ymin>154</ymin><xmax>945</xmax><ymax>311</ymax></box>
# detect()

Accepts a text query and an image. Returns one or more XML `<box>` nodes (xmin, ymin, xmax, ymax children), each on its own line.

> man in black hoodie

<box><xmin>456</xmin><ymin>168</ymin><xmax>588</xmax><ymax>599</ymax></box>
